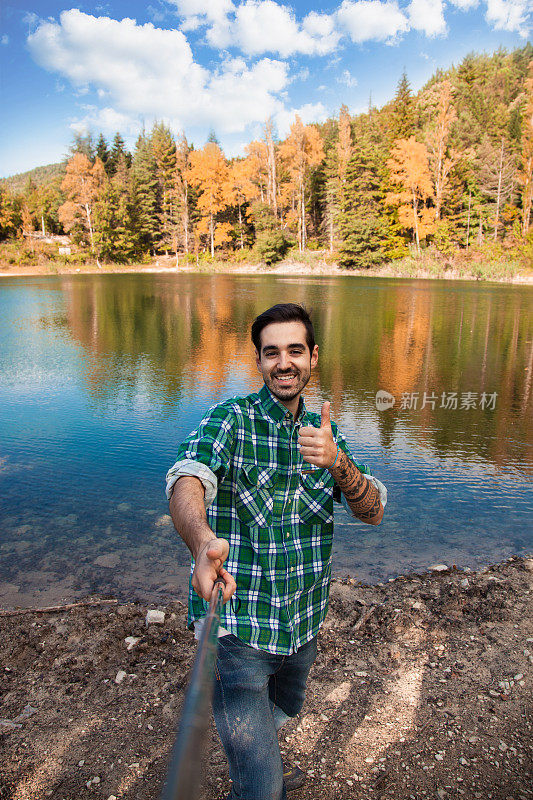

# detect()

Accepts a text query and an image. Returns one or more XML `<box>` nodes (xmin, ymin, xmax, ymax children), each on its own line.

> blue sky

<box><xmin>0</xmin><ymin>0</ymin><xmax>531</xmax><ymax>177</ymax></box>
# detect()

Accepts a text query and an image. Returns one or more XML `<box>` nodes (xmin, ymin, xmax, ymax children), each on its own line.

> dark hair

<box><xmin>251</xmin><ymin>303</ymin><xmax>315</xmax><ymax>353</ymax></box>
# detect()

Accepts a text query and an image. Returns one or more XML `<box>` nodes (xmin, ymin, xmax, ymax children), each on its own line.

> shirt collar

<box><xmin>258</xmin><ymin>384</ymin><xmax>309</xmax><ymax>426</ymax></box>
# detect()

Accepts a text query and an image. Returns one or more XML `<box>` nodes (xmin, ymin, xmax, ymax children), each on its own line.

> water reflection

<box><xmin>0</xmin><ymin>274</ymin><xmax>531</xmax><ymax>608</ymax></box>
<box><xmin>58</xmin><ymin>275</ymin><xmax>533</xmax><ymax>469</ymax></box>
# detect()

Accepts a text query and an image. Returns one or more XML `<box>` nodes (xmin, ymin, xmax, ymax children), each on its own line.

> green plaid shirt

<box><xmin>168</xmin><ymin>384</ymin><xmax>375</xmax><ymax>655</ymax></box>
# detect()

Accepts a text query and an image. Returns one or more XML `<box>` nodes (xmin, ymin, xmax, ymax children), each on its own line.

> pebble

<box><xmin>513</xmin><ymin>673</ymin><xmax>524</xmax><ymax>681</ymax></box>
<box><xmin>146</xmin><ymin>610</ymin><xmax>165</xmax><ymax>625</ymax></box>
<box><xmin>460</xmin><ymin>579</ymin><xmax>470</xmax><ymax>589</ymax></box>
<box><xmin>430</xmin><ymin>564</ymin><xmax>449</xmax><ymax>572</ymax></box>
<box><xmin>115</xmin><ymin>670</ymin><xmax>127</xmax><ymax>685</ymax></box>
<box><xmin>117</xmin><ymin>503</ymin><xmax>131</xmax><ymax>512</ymax></box>
<box><xmin>125</xmin><ymin>637</ymin><xmax>140</xmax><ymax>650</ymax></box>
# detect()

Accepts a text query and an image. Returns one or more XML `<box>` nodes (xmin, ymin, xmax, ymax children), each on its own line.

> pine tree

<box><xmin>108</xmin><ymin>132</ymin><xmax>132</xmax><ymax>175</ymax></box>
<box><xmin>151</xmin><ymin>122</ymin><xmax>177</xmax><ymax>253</ymax></box>
<box><xmin>94</xmin><ymin>169</ymin><xmax>136</xmax><ymax>263</ymax></box>
<box><xmin>338</xmin><ymin>120</ymin><xmax>388</xmax><ymax>268</ymax></box>
<box><xmin>96</xmin><ymin>133</ymin><xmax>110</xmax><ymax>174</ymax></box>
<box><xmin>130</xmin><ymin>133</ymin><xmax>160</xmax><ymax>254</ymax></box>
<box><xmin>390</xmin><ymin>72</ymin><xmax>415</xmax><ymax>141</ymax></box>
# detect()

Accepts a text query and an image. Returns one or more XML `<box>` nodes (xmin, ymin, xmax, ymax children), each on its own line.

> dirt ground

<box><xmin>1</xmin><ymin>556</ymin><xmax>531</xmax><ymax>800</ymax></box>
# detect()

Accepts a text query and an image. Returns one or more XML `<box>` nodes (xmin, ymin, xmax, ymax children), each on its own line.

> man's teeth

<box><xmin>276</xmin><ymin>375</ymin><xmax>295</xmax><ymax>381</ymax></box>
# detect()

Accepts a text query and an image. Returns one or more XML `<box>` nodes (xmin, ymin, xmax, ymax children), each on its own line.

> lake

<box><xmin>0</xmin><ymin>273</ymin><xmax>532</xmax><ymax>608</ymax></box>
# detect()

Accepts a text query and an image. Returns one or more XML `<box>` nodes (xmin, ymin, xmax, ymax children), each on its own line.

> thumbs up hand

<box><xmin>298</xmin><ymin>401</ymin><xmax>338</xmax><ymax>469</ymax></box>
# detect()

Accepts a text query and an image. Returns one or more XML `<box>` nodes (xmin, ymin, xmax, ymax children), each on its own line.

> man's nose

<box><xmin>277</xmin><ymin>351</ymin><xmax>291</xmax><ymax>370</ymax></box>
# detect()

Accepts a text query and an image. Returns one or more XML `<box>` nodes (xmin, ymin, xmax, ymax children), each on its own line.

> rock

<box><xmin>94</xmin><ymin>553</ymin><xmax>120</xmax><ymax>568</ymax></box>
<box><xmin>14</xmin><ymin>705</ymin><xmax>37</xmax><ymax>722</ymax></box>
<box><xmin>514</xmin><ymin>673</ymin><xmax>524</xmax><ymax>681</ymax></box>
<box><xmin>115</xmin><ymin>670</ymin><xmax>127</xmax><ymax>685</ymax></box>
<box><xmin>430</xmin><ymin>564</ymin><xmax>449</xmax><ymax>573</ymax></box>
<box><xmin>117</xmin><ymin>503</ymin><xmax>131</xmax><ymax>512</ymax></box>
<box><xmin>14</xmin><ymin>525</ymin><xmax>32</xmax><ymax>535</ymax></box>
<box><xmin>125</xmin><ymin>637</ymin><xmax>140</xmax><ymax>651</ymax></box>
<box><xmin>460</xmin><ymin>578</ymin><xmax>470</xmax><ymax>589</ymax></box>
<box><xmin>155</xmin><ymin>514</ymin><xmax>173</xmax><ymax>528</ymax></box>
<box><xmin>146</xmin><ymin>610</ymin><xmax>165</xmax><ymax>625</ymax></box>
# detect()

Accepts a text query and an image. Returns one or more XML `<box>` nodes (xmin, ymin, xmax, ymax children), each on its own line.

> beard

<box><xmin>264</xmin><ymin>366</ymin><xmax>311</xmax><ymax>403</ymax></box>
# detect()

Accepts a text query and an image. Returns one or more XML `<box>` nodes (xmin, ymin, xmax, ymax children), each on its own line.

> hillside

<box><xmin>1</xmin><ymin>162</ymin><xmax>65</xmax><ymax>194</ymax></box>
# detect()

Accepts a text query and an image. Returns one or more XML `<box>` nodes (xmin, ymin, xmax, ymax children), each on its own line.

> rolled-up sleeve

<box><xmin>165</xmin><ymin>402</ymin><xmax>236</xmax><ymax>507</ymax></box>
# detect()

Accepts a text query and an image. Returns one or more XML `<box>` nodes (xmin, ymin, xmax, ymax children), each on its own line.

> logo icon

<box><xmin>375</xmin><ymin>390</ymin><xmax>395</xmax><ymax>411</ymax></box>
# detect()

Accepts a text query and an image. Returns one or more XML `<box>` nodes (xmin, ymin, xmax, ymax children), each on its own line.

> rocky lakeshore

<box><xmin>1</xmin><ymin>556</ymin><xmax>532</xmax><ymax>800</ymax></box>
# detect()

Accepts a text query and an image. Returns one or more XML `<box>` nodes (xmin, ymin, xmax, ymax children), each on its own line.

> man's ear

<box><xmin>311</xmin><ymin>344</ymin><xmax>319</xmax><ymax>369</ymax></box>
<box><xmin>255</xmin><ymin>348</ymin><xmax>262</xmax><ymax>373</ymax></box>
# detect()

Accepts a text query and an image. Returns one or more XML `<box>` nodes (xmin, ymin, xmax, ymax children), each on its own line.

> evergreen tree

<box><xmin>108</xmin><ymin>132</ymin><xmax>132</xmax><ymax>175</ymax></box>
<box><xmin>151</xmin><ymin>122</ymin><xmax>177</xmax><ymax>253</ymax></box>
<box><xmin>130</xmin><ymin>133</ymin><xmax>160</xmax><ymax>254</ymax></box>
<box><xmin>338</xmin><ymin>121</ymin><xmax>388</xmax><ymax>268</ymax></box>
<box><xmin>94</xmin><ymin>174</ymin><xmax>136</xmax><ymax>263</ymax></box>
<box><xmin>390</xmin><ymin>72</ymin><xmax>415</xmax><ymax>141</ymax></box>
<box><xmin>96</xmin><ymin>133</ymin><xmax>111</xmax><ymax>174</ymax></box>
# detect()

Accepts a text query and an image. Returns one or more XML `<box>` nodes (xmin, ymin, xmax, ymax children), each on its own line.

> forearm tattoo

<box><xmin>330</xmin><ymin>450</ymin><xmax>383</xmax><ymax>523</ymax></box>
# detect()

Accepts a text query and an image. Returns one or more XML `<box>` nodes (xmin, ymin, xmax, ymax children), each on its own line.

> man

<box><xmin>166</xmin><ymin>303</ymin><xmax>386</xmax><ymax>800</ymax></box>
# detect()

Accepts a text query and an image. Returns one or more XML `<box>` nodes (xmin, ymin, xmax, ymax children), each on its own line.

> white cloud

<box><xmin>485</xmin><ymin>0</ymin><xmax>530</xmax><ymax>36</ymax></box>
<box><xmin>1</xmin><ymin>34</ymin><xmax>9</xmax><ymax>45</ymax></box>
<box><xmin>230</xmin><ymin>1</ymin><xmax>340</xmax><ymax>57</ymax></box>
<box><xmin>71</xmin><ymin>106</ymin><xmax>141</xmax><ymax>136</ymax></box>
<box><xmin>27</xmin><ymin>10</ymin><xmax>292</xmax><ymax>136</ymax></box>
<box><xmin>274</xmin><ymin>102</ymin><xmax>328</xmax><ymax>139</ymax></box>
<box><xmin>338</xmin><ymin>69</ymin><xmax>358</xmax><ymax>88</ymax></box>
<box><xmin>169</xmin><ymin>0</ymin><xmax>340</xmax><ymax>55</ymax></box>
<box><xmin>407</xmin><ymin>0</ymin><xmax>447</xmax><ymax>36</ymax></box>
<box><xmin>447</xmin><ymin>0</ymin><xmax>479</xmax><ymax>9</ymax></box>
<box><xmin>168</xmin><ymin>0</ymin><xmax>235</xmax><ymax>41</ymax></box>
<box><xmin>336</xmin><ymin>0</ymin><xmax>409</xmax><ymax>44</ymax></box>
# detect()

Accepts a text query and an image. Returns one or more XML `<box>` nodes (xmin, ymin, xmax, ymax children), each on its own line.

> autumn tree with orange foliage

<box><xmin>188</xmin><ymin>142</ymin><xmax>232</xmax><ymax>257</ymax></box>
<box><xmin>227</xmin><ymin>158</ymin><xmax>258</xmax><ymax>248</ymax></box>
<box><xmin>59</xmin><ymin>153</ymin><xmax>106</xmax><ymax>250</ymax></box>
<box><xmin>386</xmin><ymin>137</ymin><xmax>435</xmax><ymax>253</ymax></box>
<box><xmin>279</xmin><ymin>116</ymin><xmax>324</xmax><ymax>250</ymax></box>
<box><xmin>519</xmin><ymin>61</ymin><xmax>533</xmax><ymax>236</ymax></box>
<box><xmin>425</xmin><ymin>80</ymin><xmax>457</xmax><ymax>221</ymax></box>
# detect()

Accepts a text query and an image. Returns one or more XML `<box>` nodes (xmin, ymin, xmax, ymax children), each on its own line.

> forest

<box><xmin>1</xmin><ymin>45</ymin><xmax>532</xmax><ymax>272</ymax></box>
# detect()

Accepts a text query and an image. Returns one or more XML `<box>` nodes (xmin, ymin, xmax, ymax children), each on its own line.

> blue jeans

<box><xmin>213</xmin><ymin>634</ymin><xmax>318</xmax><ymax>800</ymax></box>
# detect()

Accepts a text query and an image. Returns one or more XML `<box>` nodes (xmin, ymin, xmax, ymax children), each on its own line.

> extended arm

<box><xmin>169</xmin><ymin>476</ymin><xmax>236</xmax><ymax>602</ymax></box>
<box><xmin>329</xmin><ymin>449</ymin><xmax>383</xmax><ymax>525</ymax></box>
<box><xmin>298</xmin><ymin>402</ymin><xmax>384</xmax><ymax>526</ymax></box>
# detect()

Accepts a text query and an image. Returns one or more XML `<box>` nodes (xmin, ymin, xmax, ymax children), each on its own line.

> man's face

<box><xmin>255</xmin><ymin>321</ymin><xmax>318</xmax><ymax>405</ymax></box>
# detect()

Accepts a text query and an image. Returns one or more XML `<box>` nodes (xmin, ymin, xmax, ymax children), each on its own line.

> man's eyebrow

<box><xmin>262</xmin><ymin>342</ymin><xmax>306</xmax><ymax>352</ymax></box>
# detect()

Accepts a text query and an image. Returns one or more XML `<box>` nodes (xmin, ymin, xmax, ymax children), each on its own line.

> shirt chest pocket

<box><xmin>299</xmin><ymin>471</ymin><xmax>334</xmax><ymax>524</ymax></box>
<box><xmin>234</xmin><ymin>463</ymin><xmax>277</xmax><ymax>528</ymax></box>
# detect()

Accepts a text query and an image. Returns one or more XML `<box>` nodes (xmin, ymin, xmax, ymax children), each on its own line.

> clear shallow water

<box><xmin>0</xmin><ymin>273</ymin><xmax>532</xmax><ymax>607</ymax></box>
